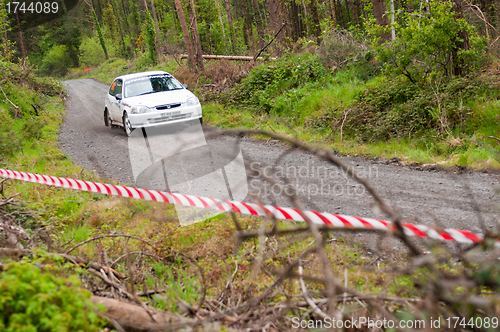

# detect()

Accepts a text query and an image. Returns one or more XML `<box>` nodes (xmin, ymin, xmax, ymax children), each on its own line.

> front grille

<box><xmin>156</xmin><ymin>103</ymin><xmax>182</xmax><ymax>110</ymax></box>
<box><xmin>149</xmin><ymin>113</ymin><xmax>191</xmax><ymax>124</ymax></box>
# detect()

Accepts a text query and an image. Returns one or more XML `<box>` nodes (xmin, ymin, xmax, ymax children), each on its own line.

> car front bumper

<box><xmin>128</xmin><ymin>105</ymin><xmax>202</xmax><ymax>128</ymax></box>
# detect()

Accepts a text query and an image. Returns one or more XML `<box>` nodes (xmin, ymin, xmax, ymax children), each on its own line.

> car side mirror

<box><xmin>115</xmin><ymin>93</ymin><xmax>122</xmax><ymax>100</ymax></box>
<box><xmin>182</xmin><ymin>84</ymin><xmax>188</xmax><ymax>89</ymax></box>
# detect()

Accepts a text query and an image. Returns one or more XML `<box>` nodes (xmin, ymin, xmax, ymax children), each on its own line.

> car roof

<box><xmin>114</xmin><ymin>71</ymin><xmax>171</xmax><ymax>82</ymax></box>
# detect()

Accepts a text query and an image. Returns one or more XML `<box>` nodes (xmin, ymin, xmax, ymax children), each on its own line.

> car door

<box><xmin>108</xmin><ymin>79</ymin><xmax>123</xmax><ymax>121</ymax></box>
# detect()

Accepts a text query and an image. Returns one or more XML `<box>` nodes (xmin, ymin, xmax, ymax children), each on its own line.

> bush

<box><xmin>317</xmin><ymin>29</ymin><xmax>369</xmax><ymax>69</ymax></box>
<box><xmin>340</xmin><ymin>75</ymin><xmax>494</xmax><ymax>141</ymax></box>
<box><xmin>0</xmin><ymin>259</ymin><xmax>104</xmax><ymax>332</ymax></box>
<box><xmin>231</xmin><ymin>53</ymin><xmax>328</xmax><ymax>113</ymax></box>
<box><xmin>368</xmin><ymin>0</ymin><xmax>487</xmax><ymax>84</ymax></box>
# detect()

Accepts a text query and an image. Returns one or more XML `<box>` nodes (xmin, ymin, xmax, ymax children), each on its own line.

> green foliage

<box><xmin>144</xmin><ymin>10</ymin><xmax>157</xmax><ymax>66</ymax></box>
<box><xmin>102</xmin><ymin>3</ymin><xmax>117</xmax><ymax>41</ymax></box>
<box><xmin>79</xmin><ymin>36</ymin><xmax>108</xmax><ymax>67</ymax></box>
<box><xmin>0</xmin><ymin>113</ymin><xmax>22</xmax><ymax>159</ymax></box>
<box><xmin>30</xmin><ymin>19</ymin><xmax>82</xmax><ymax>76</ymax></box>
<box><xmin>0</xmin><ymin>1</ymin><xmax>14</xmax><ymax>62</ymax></box>
<box><xmin>38</xmin><ymin>45</ymin><xmax>73</xmax><ymax>77</ymax></box>
<box><xmin>0</xmin><ymin>60</ymin><xmax>62</xmax><ymax>160</ymax></box>
<box><xmin>146</xmin><ymin>261</ymin><xmax>202</xmax><ymax>311</ymax></box>
<box><xmin>92</xmin><ymin>8</ymin><xmax>109</xmax><ymax>60</ymax></box>
<box><xmin>127</xmin><ymin>0</ymin><xmax>142</xmax><ymax>38</ymax></box>
<box><xmin>347</xmin><ymin>50</ymin><xmax>383</xmax><ymax>82</ymax></box>
<box><xmin>368</xmin><ymin>0</ymin><xmax>487</xmax><ymax>83</ymax></box>
<box><xmin>0</xmin><ymin>258</ymin><xmax>104</xmax><ymax>332</ymax></box>
<box><xmin>231</xmin><ymin>53</ymin><xmax>328</xmax><ymax>113</ymax></box>
<box><xmin>341</xmin><ymin>75</ymin><xmax>495</xmax><ymax>141</ymax></box>
<box><xmin>7</xmin><ymin>61</ymin><xmax>64</xmax><ymax>96</ymax></box>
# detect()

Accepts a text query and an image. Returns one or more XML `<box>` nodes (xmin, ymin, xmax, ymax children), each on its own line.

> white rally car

<box><xmin>104</xmin><ymin>71</ymin><xmax>202</xmax><ymax>136</ymax></box>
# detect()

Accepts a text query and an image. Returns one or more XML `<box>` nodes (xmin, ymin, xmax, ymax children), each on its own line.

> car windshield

<box><xmin>124</xmin><ymin>74</ymin><xmax>183</xmax><ymax>98</ymax></box>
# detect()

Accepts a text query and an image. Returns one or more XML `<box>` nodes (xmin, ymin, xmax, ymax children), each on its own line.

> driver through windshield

<box><xmin>124</xmin><ymin>74</ymin><xmax>183</xmax><ymax>98</ymax></box>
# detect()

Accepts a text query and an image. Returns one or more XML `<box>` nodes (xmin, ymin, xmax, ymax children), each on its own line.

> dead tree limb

<box><xmin>92</xmin><ymin>296</ymin><xmax>187</xmax><ymax>332</ymax></box>
<box><xmin>253</xmin><ymin>23</ymin><xmax>285</xmax><ymax>62</ymax></box>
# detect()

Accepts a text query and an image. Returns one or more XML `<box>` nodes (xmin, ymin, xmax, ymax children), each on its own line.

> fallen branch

<box><xmin>298</xmin><ymin>258</ymin><xmax>329</xmax><ymax>319</ymax></box>
<box><xmin>0</xmin><ymin>85</ymin><xmax>19</xmax><ymax>111</ymax></box>
<box><xmin>488</xmin><ymin>135</ymin><xmax>500</xmax><ymax>143</ymax></box>
<box><xmin>92</xmin><ymin>296</ymin><xmax>186</xmax><ymax>332</ymax></box>
<box><xmin>65</xmin><ymin>234</ymin><xmax>154</xmax><ymax>254</ymax></box>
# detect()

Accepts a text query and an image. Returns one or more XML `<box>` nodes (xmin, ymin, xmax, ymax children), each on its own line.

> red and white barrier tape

<box><xmin>0</xmin><ymin>168</ymin><xmax>497</xmax><ymax>245</ymax></box>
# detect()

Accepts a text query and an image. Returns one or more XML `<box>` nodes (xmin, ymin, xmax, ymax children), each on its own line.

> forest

<box><xmin>0</xmin><ymin>0</ymin><xmax>491</xmax><ymax>76</ymax></box>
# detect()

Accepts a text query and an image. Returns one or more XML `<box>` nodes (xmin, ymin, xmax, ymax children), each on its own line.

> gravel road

<box><xmin>59</xmin><ymin>78</ymin><xmax>499</xmax><ymax>244</ymax></box>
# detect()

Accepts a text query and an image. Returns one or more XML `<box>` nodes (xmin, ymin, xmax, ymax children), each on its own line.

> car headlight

<box><xmin>186</xmin><ymin>97</ymin><xmax>200</xmax><ymax>106</ymax></box>
<box><xmin>131</xmin><ymin>106</ymin><xmax>152</xmax><ymax>114</ymax></box>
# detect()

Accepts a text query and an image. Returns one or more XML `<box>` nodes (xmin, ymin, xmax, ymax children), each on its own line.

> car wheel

<box><xmin>123</xmin><ymin>113</ymin><xmax>134</xmax><ymax>137</ymax></box>
<box><xmin>199</xmin><ymin>117</ymin><xmax>203</xmax><ymax>125</ymax></box>
<box><xmin>104</xmin><ymin>109</ymin><xmax>110</xmax><ymax>127</ymax></box>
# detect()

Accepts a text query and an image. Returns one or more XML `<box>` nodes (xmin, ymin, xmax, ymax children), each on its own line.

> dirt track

<box><xmin>59</xmin><ymin>79</ymin><xmax>499</xmax><ymax>244</ymax></box>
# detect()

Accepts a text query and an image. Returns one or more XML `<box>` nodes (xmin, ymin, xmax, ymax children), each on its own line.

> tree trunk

<box><xmin>1</xmin><ymin>16</ymin><xmax>8</xmax><ymax>59</ymax></box>
<box><xmin>243</xmin><ymin>0</ymin><xmax>253</xmax><ymax>48</ymax></box>
<box><xmin>355</xmin><ymin>0</ymin><xmax>363</xmax><ymax>24</ymax></box>
<box><xmin>215</xmin><ymin>0</ymin><xmax>229</xmax><ymax>53</ymax></box>
<box><xmin>267</xmin><ymin>0</ymin><xmax>287</xmax><ymax>53</ymax></box>
<box><xmin>390</xmin><ymin>0</ymin><xmax>395</xmax><ymax>40</ymax></box>
<box><xmin>95</xmin><ymin>0</ymin><xmax>103</xmax><ymax>22</ymax></box>
<box><xmin>335</xmin><ymin>0</ymin><xmax>345</xmax><ymax>28</ymax></box>
<box><xmin>362</xmin><ymin>0</ymin><xmax>368</xmax><ymax>20</ymax></box>
<box><xmin>120</xmin><ymin>0</ymin><xmax>132</xmax><ymax>38</ymax></box>
<box><xmin>14</xmin><ymin>11</ymin><xmax>26</xmax><ymax>60</ymax></box>
<box><xmin>345</xmin><ymin>0</ymin><xmax>353</xmax><ymax>25</ymax></box>
<box><xmin>451</xmin><ymin>0</ymin><xmax>470</xmax><ymax>76</ymax></box>
<box><xmin>496</xmin><ymin>0</ymin><xmax>500</xmax><ymax>30</ymax></box>
<box><xmin>188</xmin><ymin>0</ymin><xmax>204</xmax><ymax>71</ymax></box>
<box><xmin>371</xmin><ymin>0</ymin><xmax>390</xmax><ymax>41</ymax></box>
<box><xmin>174</xmin><ymin>0</ymin><xmax>196</xmax><ymax>71</ymax></box>
<box><xmin>329</xmin><ymin>0</ymin><xmax>337</xmax><ymax>26</ymax></box>
<box><xmin>111</xmin><ymin>0</ymin><xmax>127</xmax><ymax>56</ymax></box>
<box><xmin>289</xmin><ymin>0</ymin><xmax>300</xmax><ymax>41</ymax></box>
<box><xmin>150</xmin><ymin>0</ymin><xmax>162</xmax><ymax>55</ymax></box>
<box><xmin>180</xmin><ymin>54</ymin><xmax>276</xmax><ymax>60</ymax></box>
<box><xmin>349</xmin><ymin>0</ymin><xmax>358</xmax><ymax>26</ymax></box>
<box><xmin>310</xmin><ymin>0</ymin><xmax>322</xmax><ymax>37</ymax></box>
<box><xmin>224</xmin><ymin>0</ymin><xmax>236</xmax><ymax>54</ymax></box>
<box><xmin>92</xmin><ymin>8</ymin><xmax>109</xmax><ymax>60</ymax></box>
<box><xmin>252</xmin><ymin>0</ymin><xmax>266</xmax><ymax>47</ymax></box>
<box><xmin>301</xmin><ymin>0</ymin><xmax>310</xmax><ymax>35</ymax></box>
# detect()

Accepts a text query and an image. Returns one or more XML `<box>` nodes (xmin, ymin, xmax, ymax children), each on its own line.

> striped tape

<box><xmin>0</xmin><ymin>168</ymin><xmax>497</xmax><ymax>245</ymax></box>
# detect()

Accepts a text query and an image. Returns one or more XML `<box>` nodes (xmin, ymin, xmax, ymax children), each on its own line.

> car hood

<box><xmin>125</xmin><ymin>90</ymin><xmax>195</xmax><ymax>107</ymax></box>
